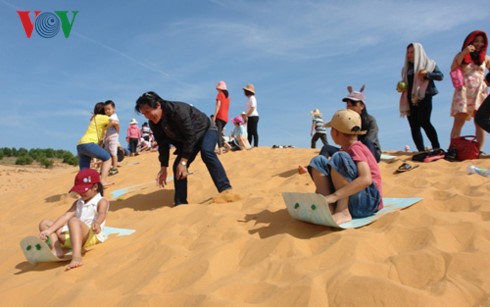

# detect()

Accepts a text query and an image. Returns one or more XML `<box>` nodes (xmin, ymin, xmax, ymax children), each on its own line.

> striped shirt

<box><xmin>313</xmin><ymin>117</ymin><xmax>326</xmax><ymax>134</ymax></box>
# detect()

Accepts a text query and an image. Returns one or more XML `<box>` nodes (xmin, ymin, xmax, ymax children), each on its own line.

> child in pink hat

<box><xmin>225</xmin><ymin>115</ymin><xmax>251</xmax><ymax>151</ymax></box>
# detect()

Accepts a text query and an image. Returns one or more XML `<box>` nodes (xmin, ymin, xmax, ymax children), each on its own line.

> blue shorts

<box><xmin>309</xmin><ymin>152</ymin><xmax>380</xmax><ymax>218</ymax></box>
<box><xmin>77</xmin><ymin>143</ymin><xmax>111</xmax><ymax>169</ymax></box>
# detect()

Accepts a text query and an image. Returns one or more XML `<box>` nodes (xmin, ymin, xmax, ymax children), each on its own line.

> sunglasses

<box><xmin>345</xmin><ymin>100</ymin><xmax>359</xmax><ymax>106</ymax></box>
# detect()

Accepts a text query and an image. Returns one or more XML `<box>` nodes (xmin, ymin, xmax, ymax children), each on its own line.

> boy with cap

<box><xmin>38</xmin><ymin>169</ymin><xmax>110</xmax><ymax>270</ymax></box>
<box><xmin>308</xmin><ymin>109</ymin><xmax>383</xmax><ymax>224</ymax></box>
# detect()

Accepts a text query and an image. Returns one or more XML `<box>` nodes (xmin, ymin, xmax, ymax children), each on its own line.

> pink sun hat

<box><xmin>232</xmin><ymin>115</ymin><xmax>244</xmax><ymax>125</ymax></box>
<box><xmin>216</xmin><ymin>81</ymin><xmax>227</xmax><ymax>91</ymax></box>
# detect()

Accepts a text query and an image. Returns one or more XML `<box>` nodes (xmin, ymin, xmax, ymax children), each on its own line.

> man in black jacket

<box><xmin>135</xmin><ymin>91</ymin><xmax>232</xmax><ymax>206</ymax></box>
<box><xmin>475</xmin><ymin>73</ymin><xmax>490</xmax><ymax>134</ymax></box>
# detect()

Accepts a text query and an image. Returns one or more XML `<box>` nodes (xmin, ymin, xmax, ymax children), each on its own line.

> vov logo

<box><xmin>17</xmin><ymin>11</ymin><xmax>79</xmax><ymax>38</ymax></box>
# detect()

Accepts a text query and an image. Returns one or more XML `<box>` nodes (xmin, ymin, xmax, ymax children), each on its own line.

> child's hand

<box><xmin>92</xmin><ymin>221</ymin><xmax>101</xmax><ymax>234</ymax></box>
<box><xmin>324</xmin><ymin>194</ymin><xmax>338</xmax><ymax>204</ymax></box>
<box><xmin>40</xmin><ymin>230</ymin><xmax>50</xmax><ymax>241</ymax></box>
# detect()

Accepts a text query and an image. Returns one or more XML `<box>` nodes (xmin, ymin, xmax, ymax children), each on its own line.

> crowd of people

<box><xmin>38</xmin><ymin>30</ymin><xmax>489</xmax><ymax>270</ymax></box>
<box><xmin>212</xmin><ymin>81</ymin><xmax>259</xmax><ymax>154</ymax></box>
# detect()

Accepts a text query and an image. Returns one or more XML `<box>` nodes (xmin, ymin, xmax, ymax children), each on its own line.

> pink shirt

<box><xmin>347</xmin><ymin>141</ymin><xmax>383</xmax><ymax>210</ymax></box>
<box><xmin>126</xmin><ymin>123</ymin><xmax>141</xmax><ymax>139</ymax></box>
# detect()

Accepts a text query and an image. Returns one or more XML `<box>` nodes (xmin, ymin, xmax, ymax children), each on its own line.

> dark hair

<box><xmin>244</xmin><ymin>89</ymin><xmax>254</xmax><ymax>97</ymax></box>
<box><xmin>485</xmin><ymin>72</ymin><xmax>490</xmax><ymax>83</ymax></box>
<box><xmin>96</xmin><ymin>182</ymin><xmax>104</xmax><ymax>196</ymax></box>
<box><xmin>93</xmin><ymin>102</ymin><xmax>106</xmax><ymax>115</ymax></box>
<box><xmin>135</xmin><ymin>91</ymin><xmax>163</xmax><ymax>114</ymax></box>
<box><xmin>142</xmin><ymin>122</ymin><xmax>148</xmax><ymax>127</ymax></box>
<box><xmin>104</xmin><ymin>100</ymin><xmax>116</xmax><ymax>108</ymax></box>
<box><xmin>223</xmin><ymin>90</ymin><xmax>229</xmax><ymax>98</ymax></box>
<box><xmin>359</xmin><ymin>105</ymin><xmax>370</xmax><ymax>132</ymax></box>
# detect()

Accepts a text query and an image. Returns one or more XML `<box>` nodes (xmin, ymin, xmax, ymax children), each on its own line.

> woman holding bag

<box><xmin>398</xmin><ymin>42</ymin><xmax>443</xmax><ymax>152</ymax></box>
<box><xmin>449</xmin><ymin>30</ymin><xmax>490</xmax><ymax>151</ymax></box>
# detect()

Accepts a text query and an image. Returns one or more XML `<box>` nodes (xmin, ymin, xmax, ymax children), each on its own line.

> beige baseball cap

<box><xmin>324</xmin><ymin>109</ymin><xmax>366</xmax><ymax>135</ymax></box>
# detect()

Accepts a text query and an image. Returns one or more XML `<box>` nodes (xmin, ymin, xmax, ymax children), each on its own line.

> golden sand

<box><xmin>1</xmin><ymin>148</ymin><xmax>490</xmax><ymax>306</ymax></box>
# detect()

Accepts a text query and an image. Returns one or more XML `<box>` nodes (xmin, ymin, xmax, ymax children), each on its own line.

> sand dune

<box><xmin>1</xmin><ymin>148</ymin><xmax>490</xmax><ymax>306</ymax></box>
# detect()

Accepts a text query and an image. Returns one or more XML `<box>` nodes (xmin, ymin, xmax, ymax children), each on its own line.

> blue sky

<box><xmin>1</xmin><ymin>0</ymin><xmax>489</xmax><ymax>154</ymax></box>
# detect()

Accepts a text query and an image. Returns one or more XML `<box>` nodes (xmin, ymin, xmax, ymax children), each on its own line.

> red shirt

<box><xmin>216</xmin><ymin>91</ymin><xmax>230</xmax><ymax>123</ymax></box>
<box><xmin>348</xmin><ymin>141</ymin><xmax>383</xmax><ymax>210</ymax></box>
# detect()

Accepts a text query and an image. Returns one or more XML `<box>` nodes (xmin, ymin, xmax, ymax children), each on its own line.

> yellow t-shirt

<box><xmin>78</xmin><ymin>114</ymin><xmax>111</xmax><ymax>145</ymax></box>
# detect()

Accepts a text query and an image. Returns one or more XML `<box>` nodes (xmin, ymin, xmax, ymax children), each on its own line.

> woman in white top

<box><xmin>243</xmin><ymin>83</ymin><xmax>259</xmax><ymax>147</ymax></box>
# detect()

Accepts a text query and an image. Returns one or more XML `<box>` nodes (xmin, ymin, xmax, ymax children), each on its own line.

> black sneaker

<box><xmin>445</xmin><ymin>148</ymin><xmax>457</xmax><ymax>161</ymax></box>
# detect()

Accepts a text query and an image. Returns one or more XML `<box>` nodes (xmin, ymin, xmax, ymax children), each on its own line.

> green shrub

<box><xmin>17</xmin><ymin>148</ymin><xmax>28</xmax><ymax>157</ymax></box>
<box><xmin>45</xmin><ymin>148</ymin><xmax>55</xmax><ymax>158</ymax></box>
<box><xmin>39</xmin><ymin>158</ymin><xmax>54</xmax><ymax>168</ymax></box>
<box><xmin>62</xmin><ymin>153</ymin><xmax>79</xmax><ymax>166</ymax></box>
<box><xmin>1</xmin><ymin>148</ymin><xmax>12</xmax><ymax>157</ymax></box>
<box><xmin>0</xmin><ymin>147</ymin><xmax>78</xmax><ymax>167</ymax></box>
<box><xmin>15</xmin><ymin>156</ymin><xmax>33</xmax><ymax>165</ymax></box>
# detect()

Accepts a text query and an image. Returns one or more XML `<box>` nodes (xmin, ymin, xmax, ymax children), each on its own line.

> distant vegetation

<box><xmin>0</xmin><ymin>147</ymin><xmax>78</xmax><ymax>168</ymax></box>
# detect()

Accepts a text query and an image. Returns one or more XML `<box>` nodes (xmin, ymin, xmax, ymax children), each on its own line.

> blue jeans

<box><xmin>309</xmin><ymin>152</ymin><xmax>380</xmax><ymax>218</ymax></box>
<box><xmin>173</xmin><ymin>128</ymin><xmax>232</xmax><ymax>205</ymax></box>
<box><xmin>77</xmin><ymin>143</ymin><xmax>111</xmax><ymax>169</ymax></box>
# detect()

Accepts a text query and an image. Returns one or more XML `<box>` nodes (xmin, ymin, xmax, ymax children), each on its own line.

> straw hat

<box><xmin>310</xmin><ymin>108</ymin><xmax>322</xmax><ymax>117</ymax></box>
<box><xmin>130</xmin><ymin>118</ymin><xmax>138</xmax><ymax>125</ymax></box>
<box><xmin>324</xmin><ymin>109</ymin><xmax>366</xmax><ymax>135</ymax></box>
<box><xmin>242</xmin><ymin>84</ymin><xmax>255</xmax><ymax>94</ymax></box>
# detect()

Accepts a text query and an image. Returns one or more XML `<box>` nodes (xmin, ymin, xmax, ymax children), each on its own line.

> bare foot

<box><xmin>298</xmin><ymin>165</ymin><xmax>308</xmax><ymax>175</ymax></box>
<box><xmin>332</xmin><ymin>210</ymin><xmax>352</xmax><ymax>225</ymax></box>
<box><xmin>66</xmin><ymin>258</ymin><xmax>83</xmax><ymax>271</ymax></box>
<box><xmin>52</xmin><ymin>241</ymin><xmax>65</xmax><ymax>258</ymax></box>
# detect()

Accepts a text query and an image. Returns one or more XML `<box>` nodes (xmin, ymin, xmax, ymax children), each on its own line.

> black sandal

<box><xmin>396</xmin><ymin>162</ymin><xmax>419</xmax><ymax>173</ymax></box>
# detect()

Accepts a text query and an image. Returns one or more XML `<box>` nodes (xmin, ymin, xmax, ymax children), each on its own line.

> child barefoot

<box><xmin>224</xmin><ymin>115</ymin><xmax>251</xmax><ymax>151</ymax></box>
<box><xmin>39</xmin><ymin>169</ymin><xmax>110</xmax><ymax>271</ymax></box>
<box><xmin>307</xmin><ymin>109</ymin><xmax>383</xmax><ymax>224</ymax></box>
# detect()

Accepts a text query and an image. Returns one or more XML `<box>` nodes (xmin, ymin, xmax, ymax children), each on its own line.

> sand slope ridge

<box><xmin>1</xmin><ymin>148</ymin><xmax>490</xmax><ymax>306</ymax></box>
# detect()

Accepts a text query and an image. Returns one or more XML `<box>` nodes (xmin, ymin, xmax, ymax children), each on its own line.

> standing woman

<box><xmin>398</xmin><ymin>42</ymin><xmax>443</xmax><ymax>152</ymax></box>
<box><xmin>243</xmin><ymin>83</ymin><xmax>259</xmax><ymax>147</ymax></box>
<box><xmin>450</xmin><ymin>30</ymin><xmax>490</xmax><ymax>151</ymax></box>
<box><xmin>77</xmin><ymin>102</ymin><xmax>113</xmax><ymax>187</ymax></box>
<box><xmin>213</xmin><ymin>81</ymin><xmax>230</xmax><ymax>154</ymax></box>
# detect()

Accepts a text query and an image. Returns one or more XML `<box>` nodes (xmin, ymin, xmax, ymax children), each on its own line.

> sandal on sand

<box><xmin>396</xmin><ymin>162</ymin><xmax>419</xmax><ymax>173</ymax></box>
<box><xmin>109</xmin><ymin>168</ymin><xmax>119</xmax><ymax>176</ymax></box>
